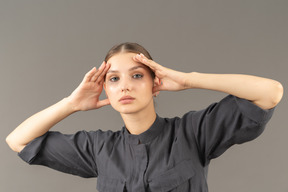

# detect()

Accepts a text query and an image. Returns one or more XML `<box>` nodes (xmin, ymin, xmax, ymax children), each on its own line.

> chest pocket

<box><xmin>96</xmin><ymin>175</ymin><xmax>126</xmax><ymax>192</ymax></box>
<box><xmin>148</xmin><ymin>159</ymin><xmax>195</xmax><ymax>192</ymax></box>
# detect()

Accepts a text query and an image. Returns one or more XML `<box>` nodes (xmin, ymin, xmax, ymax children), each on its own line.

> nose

<box><xmin>121</xmin><ymin>86</ymin><xmax>130</xmax><ymax>92</ymax></box>
<box><xmin>120</xmin><ymin>77</ymin><xmax>131</xmax><ymax>92</ymax></box>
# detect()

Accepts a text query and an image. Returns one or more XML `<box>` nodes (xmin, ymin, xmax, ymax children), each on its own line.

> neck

<box><xmin>121</xmin><ymin>104</ymin><xmax>157</xmax><ymax>135</ymax></box>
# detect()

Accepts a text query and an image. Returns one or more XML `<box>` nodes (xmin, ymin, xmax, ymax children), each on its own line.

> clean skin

<box><xmin>6</xmin><ymin>52</ymin><xmax>283</xmax><ymax>152</ymax></box>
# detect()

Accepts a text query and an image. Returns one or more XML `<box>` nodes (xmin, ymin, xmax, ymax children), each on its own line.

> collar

<box><xmin>122</xmin><ymin>114</ymin><xmax>165</xmax><ymax>145</ymax></box>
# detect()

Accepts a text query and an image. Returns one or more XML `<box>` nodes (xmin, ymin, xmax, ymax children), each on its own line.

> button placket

<box><xmin>131</xmin><ymin>142</ymin><xmax>148</xmax><ymax>191</ymax></box>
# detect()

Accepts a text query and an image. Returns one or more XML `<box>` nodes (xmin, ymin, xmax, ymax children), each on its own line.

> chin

<box><xmin>111</xmin><ymin>105</ymin><xmax>140</xmax><ymax>114</ymax></box>
<box><xmin>119</xmin><ymin>108</ymin><xmax>141</xmax><ymax>115</ymax></box>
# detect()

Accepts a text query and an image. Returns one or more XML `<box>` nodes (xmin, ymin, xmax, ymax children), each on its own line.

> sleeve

<box><xmin>184</xmin><ymin>95</ymin><xmax>274</xmax><ymax>166</ymax></box>
<box><xmin>18</xmin><ymin>130</ymin><xmax>98</xmax><ymax>178</ymax></box>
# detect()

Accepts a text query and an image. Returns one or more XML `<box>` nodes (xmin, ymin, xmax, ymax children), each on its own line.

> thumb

<box><xmin>152</xmin><ymin>85</ymin><xmax>162</xmax><ymax>94</ymax></box>
<box><xmin>96</xmin><ymin>98</ymin><xmax>111</xmax><ymax>108</ymax></box>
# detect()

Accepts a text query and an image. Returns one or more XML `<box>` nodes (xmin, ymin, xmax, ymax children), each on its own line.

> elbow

<box><xmin>255</xmin><ymin>80</ymin><xmax>284</xmax><ymax>110</ymax></box>
<box><xmin>6</xmin><ymin>135</ymin><xmax>17</xmax><ymax>152</ymax></box>
<box><xmin>269</xmin><ymin>81</ymin><xmax>284</xmax><ymax>108</ymax></box>
<box><xmin>272</xmin><ymin>81</ymin><xmax>284</xmax><ymax>107</ymax></box>
<box><xmin>6</xmin><ymin>135</ymin><xmax>24</xmax><ymax>153</ymax></box>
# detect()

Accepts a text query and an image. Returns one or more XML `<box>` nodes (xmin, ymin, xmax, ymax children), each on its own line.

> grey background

<box><xmin>1</xmin><ymin>0</ymin><xmax>287</xmax><ymax>191</ymax></box>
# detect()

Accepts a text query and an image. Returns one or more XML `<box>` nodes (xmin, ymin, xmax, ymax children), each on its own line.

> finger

<box><xmin>83</xmin><ymin>67</ymin><xmax>97</xmax><ymax>83</ymax></box>
<box><xmin>91</xmin><ymin>61</ymin><xmax>106</xmax><ymax>82</ymax></box>
<box><xmin>96</xmin><ymin>62</ymin><xmax>110</xmax><ymax>84</ymax></box>
<box><xmin>133</xmin><ymin>53</ymin><xmax>157</xmax><ymax>71</ymax></box>
<box><xmin>91</xmin><ymin>61</ymin><xmax>105</xmax><ymax>82</ymax></box>
<box><xmin>96</xmin><ymin>98</ymin><xmax>111</xmax><ymax>108</ymax></box>
<box><xmin>97</xmin><ymin>79</ymin><xmax>105</xmax><ymax>88</ymax></box>
<box><xmin>152</xmin><ymin>79</ymin><xmax>165</xmax><ymax>93</ymax></box>
<box><xmin>153</xmin><ymin>85</ymin><xmax>162</xmax><ymax>93</ymax></box>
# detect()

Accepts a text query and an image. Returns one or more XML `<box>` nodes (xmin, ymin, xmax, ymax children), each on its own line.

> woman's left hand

<box><xmin>133</xmin><ymin>53</ymin><xmax>191</xmax><ymax>93</ymax></box>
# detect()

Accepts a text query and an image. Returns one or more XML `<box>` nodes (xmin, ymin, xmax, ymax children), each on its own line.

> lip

<box><xmin>119</xmin><ymin>95</ymin><xmax>135</xmax><ymax>104</ymax></box>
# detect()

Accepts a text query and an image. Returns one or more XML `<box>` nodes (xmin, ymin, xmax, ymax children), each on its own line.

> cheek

<box><xmin>105</xmin><ymin>84</ymin><xmax>118</xmax><ymax>99</ymax></box>
<box><xmin>105</xmin><ymin>86</ymin><xmax>119</xmax><ymax>109</ymax></box>
<box><xmin>137</xmin><ymin>81</ymin><xmax>153</xmax><ymax>95</ymax></box>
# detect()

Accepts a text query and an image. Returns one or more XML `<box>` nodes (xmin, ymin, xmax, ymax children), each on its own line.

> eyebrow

<box><xmin>106</xmin><ymin>65</ymin><xmax>146</xmax><ymax>74</ymax></box>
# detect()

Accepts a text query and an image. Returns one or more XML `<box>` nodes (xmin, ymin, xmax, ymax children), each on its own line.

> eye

<box><xmin>133</xmin><ymin>74</ymin><xmax>143</xmax><ymax>79</ymax></box>
<box><xmin>109</xmin><ymin>76</ymin><xmax>119</xmax><ymax>82</ymax></box>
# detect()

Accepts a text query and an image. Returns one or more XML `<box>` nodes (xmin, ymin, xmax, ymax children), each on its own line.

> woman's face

<box><xmin>104</xmin><ymin>52</ymin><xmax>156</xmax><ymax>115</ymax></box>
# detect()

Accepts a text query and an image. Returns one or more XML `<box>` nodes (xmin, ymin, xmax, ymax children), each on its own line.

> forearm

<box><xmin>6</xmin><ymin>97</ymin><xmax>76</xmax><ymax>152</ymax></box>
<box><xmin>186</xmin><ymin>72</ymin><xmax>283</xmax><ymax>109</ymax></box>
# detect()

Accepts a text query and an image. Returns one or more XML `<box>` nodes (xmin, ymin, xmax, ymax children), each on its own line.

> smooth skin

<box><xmin>104</xmin><ymin>53</ymin><xmax>161</xmax><ymax>135</ymax></box>
<box><xmin>6</xmin><ymin>52</ymin><xmax>283</xmax><ymax>153</ymax></box>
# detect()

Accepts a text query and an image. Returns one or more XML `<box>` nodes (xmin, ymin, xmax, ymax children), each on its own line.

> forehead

<box><xmin>107</xmin><ymin>52</ymin><xmax>146</xmax><ymax>70</ymax></box>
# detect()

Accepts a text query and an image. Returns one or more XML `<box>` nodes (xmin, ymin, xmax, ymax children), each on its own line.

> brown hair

<box><xmin>104</xmin><ymin>42</ymin><xmax>155</xmax><ymax>79</ymax></box>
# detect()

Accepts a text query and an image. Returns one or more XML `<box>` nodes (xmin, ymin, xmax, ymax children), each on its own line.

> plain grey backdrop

<box><xmin>1</xmin><ymin>0</ymin><xmax>287</xmax><ymax>191</ymax></box>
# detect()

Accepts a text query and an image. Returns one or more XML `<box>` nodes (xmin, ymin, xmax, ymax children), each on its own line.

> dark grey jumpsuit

<box><xmin>19</xmin><ymin>95</ymin><xmax>274</xmax><ymax>192</ymax></box>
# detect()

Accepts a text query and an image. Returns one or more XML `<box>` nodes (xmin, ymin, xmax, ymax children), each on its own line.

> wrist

<box><xmin>185</xmin><ymin>72</ymin><xmax>200</xmax><ymax>89</ymax></box>
<box><xmin>63</xmin><ymin>97</ymin><xmax>80</xmax><ymax>113</ymax></box>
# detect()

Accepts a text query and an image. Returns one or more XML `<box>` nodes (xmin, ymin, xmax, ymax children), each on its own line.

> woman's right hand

<box><xmin>67</xmin><ymin>61</ymin><xmax>111</xmax><ymax>111</ymax></box>
<box><xmin>6</xmin><ymin>62</ymin><xmax>111</xmax><ymax>152</ymax></box>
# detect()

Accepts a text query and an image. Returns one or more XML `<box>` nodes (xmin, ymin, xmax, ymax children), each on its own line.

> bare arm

<box><xmin>133</xmin><ymin>53</ymin><xmax>283</xmax><ymax>110</ymax></box>
<box><xmin>6</xmin><ymin>98</ymin><xmax>75</xmax><ymax>152</ymax></box>
<box><xmin>6</xmin><ymin>62</ymin><xmax>111</xmax><ymax>153</ymax></box>
<box><xmin>185</xmin><ymin>72</ymin><xmax>283</xmax><ymax>110</ymax></box>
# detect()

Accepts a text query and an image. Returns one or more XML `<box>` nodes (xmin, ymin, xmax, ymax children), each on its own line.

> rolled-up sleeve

<box><xmin>18</xmin><ymin>130</ymin><xmax>98</xmax><ymax>178</ymax></box>
<box><xmin>185</xmin><ymin>95</ymin><xmax>274</xmax><ymax>166</ymax></box>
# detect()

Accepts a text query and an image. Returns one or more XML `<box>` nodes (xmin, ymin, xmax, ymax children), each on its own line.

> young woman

<box><xmin>6</xmin><ymin>42</ymin><xmax>283</xmax><ymax>191</ymax></box>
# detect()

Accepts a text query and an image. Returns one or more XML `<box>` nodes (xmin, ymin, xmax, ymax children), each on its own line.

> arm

<box><xmin>133</xmin><ymin>54</ymin><xmax>283</xmax><ymax>110</ymax></box>
<box><xmin>6</xmin><ymin>62</ymin><xmax>111</xmax><ymax>153</ymax></box>
<box><xmin>185</xmin><ymin>72</ymin><xmax>283</xmax><ymax>110</ymax></box>
<box><xmin>6</xmin><ymin>98</ymin><xmax>75</xmax><ymax>153</ymax></box>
